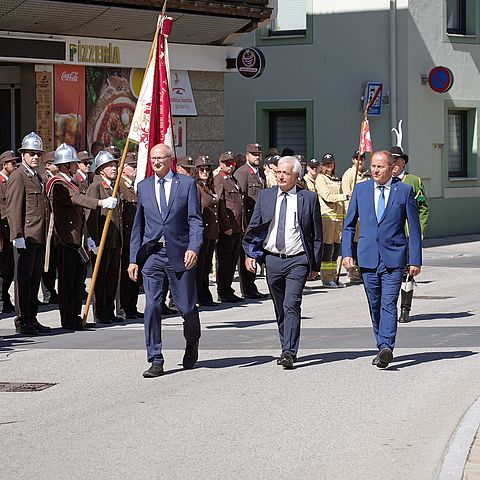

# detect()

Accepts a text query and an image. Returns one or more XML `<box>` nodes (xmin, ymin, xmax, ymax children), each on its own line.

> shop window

<box><xmin>269</xmin><ymin>111</ymin><xmax>307</xmax><ymax>156</ymax></box>
<box><xmin>446</xmin><ymin>0</ymin><xmax>466</xmax><ymax>34</ymax></box>
<box><xmin>448</xmin><ymin>110</ymin><xmax>468</xmax><ymax>177</ymax></box>
<box><xmin>269</xmin><ymin>0</ymin><xmax>307</xmax><ymax>36</ymax></box>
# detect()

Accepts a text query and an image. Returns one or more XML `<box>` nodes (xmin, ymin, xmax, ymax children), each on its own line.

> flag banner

<box><xmin>129</xmin><ymin>15</ymin><xmax>174</xmax><ymax>187</ymax></box>
<box><xmin>359</xmin><ymin>117</ymin><xmax>373</xmax><ymax>155</ymax></box>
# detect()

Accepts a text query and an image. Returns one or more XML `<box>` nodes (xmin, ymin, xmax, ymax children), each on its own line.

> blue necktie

<box><xmin>159</xmin><ymin>178</ymin><xmax>168</xmax><ymax>219</ymax></box>
<box><xmin>275</xmin><ymin>192</ymin><xmax>288</xmax><ymax>252</ymax></box>
<box><xmin>377</xmin><ymin>185</ymin><xmax>385</xmax><ymax>222</ymax></box>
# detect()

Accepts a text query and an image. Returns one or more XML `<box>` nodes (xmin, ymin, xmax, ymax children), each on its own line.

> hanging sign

<box><xmin>236</xmin><ymin>47</ymin><xmax>266</xmax><ymax>79</ymax></box>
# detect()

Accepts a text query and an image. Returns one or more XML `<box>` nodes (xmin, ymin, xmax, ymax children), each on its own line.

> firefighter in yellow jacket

<box><xmin>315</xmin><ymin>153</ymin><xmax>348</xmax><ymax>288</ymax></box>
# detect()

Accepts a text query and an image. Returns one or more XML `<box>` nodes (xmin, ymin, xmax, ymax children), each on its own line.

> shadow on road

<box><xmin>388</xmin><ymin>350</ymin><xmax>477</xmax><ymax>370</ymax></box>
<box><xmin>294</xmin><ymin>350</ymin><xmax>378</xmax><ymax>369</ymax></box>
<box><xmin>410</xmin><ymin>311</ymin><xmax>474</xmax><ymax>321</ymax></box>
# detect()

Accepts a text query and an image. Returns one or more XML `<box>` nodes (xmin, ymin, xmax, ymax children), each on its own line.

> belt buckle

<box><xmin>279</xmin><ymin>253</ymin><xmax>287</xmax><ymax>259</ymax></box>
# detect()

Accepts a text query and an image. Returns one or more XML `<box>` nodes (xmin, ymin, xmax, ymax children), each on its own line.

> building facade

<box><xmin>224</xmin><ymin>0</ymin><xmax>480</xmax><ymax>237</ymax></box>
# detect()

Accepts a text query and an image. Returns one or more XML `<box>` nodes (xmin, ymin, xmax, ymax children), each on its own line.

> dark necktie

<box><xmin>377</xmin><ymin>185</ymin><xmax>385</xmax><ymax>222</ymax></box>
<box><xmin>159</xmin><ymin>178</ymin><xmax>168</xmax><ymax>219</ymax></box>
<box><xmin>275</xmin><ymin>192</ymin><xmax>288</xmax><ymax>252</ymax></box>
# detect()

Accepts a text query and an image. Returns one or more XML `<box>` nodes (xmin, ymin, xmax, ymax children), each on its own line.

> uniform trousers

<box><xmin>216</xmin><ymin>232</ymin><xmax>241</xmax><ymax>298</ymax></box>
<box><xmin>142</xmin><ymin>248</ymin><xmax>201</xmax><ymax>365</ymax></box>
<box><xmin>238</xmin><ymin>245</ymin><xmax>259</xmax><ymax>296</ymax></box>
<box><xmin>57</xmin><ymin>245</ymin><xmax>87</xmax><ymax>326</ymax></box>
<box><xmin>0</xmin><ymin>218</ymin><xmax>14</xmax><ymax>305</ymax></box>
<box><xmin>91</xmin><ymin>247</ymin><xmax>121</xmax><ymax>321</ymax></box>
<box><xmin>361</xmin><ymin>257</ymin><xmax>404</xmax><ymax>351</ymax></box>
<box><xmin>196</xmin><ymin>238</ymin><xmax>216</xmax><ymax>304</ymax></box>
<box><xmin>265</xmin><ymin>252</ymin><xmax>310</xmax><ymax>356</ymax></box>
<box><xmin>13</xmin><ymin>242</ymin><xmax>44</xmax><ymax>327</ymax></box>
<box><xmin>320</xmin><ymin>217</ymin><xmax>343</xmax><ymax>283</ymax></box>
<box><xmin>120</xmin><ymin>245</ymin><xmax>139</xmax><ymax>315</ymax></box>
<box><xmin>41</xmin><ymin>241</ymin><xmax>57</xmax><ymax>300</ymax></box>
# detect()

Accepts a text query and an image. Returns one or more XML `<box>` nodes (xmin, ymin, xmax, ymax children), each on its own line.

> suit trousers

<box><xmin>265</xmin><ymin>252</ymin><xmax>310</xmax><ymax>356</ymax></box>
<box><xmin>57</xmin><ymin>245</ymin><xmax>87</xmax><ymax>326</ymax></box>
<box><xmin>215</xmin><ymin>232</ymin><xmax>241</xmax><ymax>298</ymax></box>
<box><xmin>142</xmin><ymin>248</ymin><xmax>201</xmax><ymax>365</ymax></box>
<box><xmin>196</xmin><ymin>238</ymin><xmax>216</xmax><ymax>304</ymax></box>
<box><xmin>238</xmin><ymin>245</ymin><xmax>259</xmax><ymax>296</ymax></box>
<box><xmin>91</xmin><ymin>247</ymin><xmax>121</xmax><ymax>320</ymax></box>
<box><xmin>361</xmin><ymin>257</ymin><xmax>404</xmax><ymax>351</ymax></box>
<box><xmin>13</xmin><ymin>242</ymin><xmax>44</xmax><ymax>327</ymax></box>
<box><xmin>0</xmin><ymin>218</ymin><xmax>14</xmax><ymax>304</ymax></box>
<box><xmin>120</xmin><ymin>245</ymin><xmax>139</xmax><ymax>315</ymax></box>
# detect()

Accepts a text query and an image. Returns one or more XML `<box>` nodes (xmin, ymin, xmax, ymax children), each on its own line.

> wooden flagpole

<box><xmin>82</xmin><ymin>9</ymin><xmax>166</xmax><ymax>326</ymax></box>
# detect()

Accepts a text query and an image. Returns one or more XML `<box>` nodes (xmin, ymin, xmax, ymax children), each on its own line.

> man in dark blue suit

<box><xmin>243</xmin><ymin>156</ymin><xmax>322</xmax><ymax>369</ymax></box>
<box><xmin>342</xmin><ymin>150</ymin><xmax>422</xmax><ymax>368</ymax></box>
<box><xmin>128</xmin><ymin>144</ymin><xmax>204</xmax><ymax>378</ymax></box>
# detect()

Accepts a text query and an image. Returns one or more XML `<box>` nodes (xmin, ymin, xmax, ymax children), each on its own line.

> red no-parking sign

<box><xmin>428</xmin><ymin>66</ymin><xmax>454</xmax><ymax>93</ymax></box>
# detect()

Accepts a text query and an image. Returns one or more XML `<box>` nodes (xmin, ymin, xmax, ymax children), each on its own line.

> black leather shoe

<box><xmin>32</xmin><ymin>319</ymin><xmax>51</xmax><ymax>333</ymax></box>
<box><xmin>243</xmin><ymin>292</ymin><xmax>269</xmax><ymax>300</ymax></box>
<box><xmin>372</xmin><ymin>355</ymin><xmax>388</xmax><ymax>368</ymax></box>
<box><xmin>95</xmin><ymin>317</ymin><xmax>112</xmax><ymax>324</ymax></box>
<box><xmin>377</xmin><ymin>347</ymin><xmax>393</xmax><ymax>367</ymax></box>
<box><xmin>162</xmin><ymin>304</ymin><xmax>177</xmax><ymax>316</ymax></box>
<box><xmin>183</xmin><ymin>341</ymin><xmax>199</xmax><ymax>369</ymax></box>
<box><xmin>109</xmin><ymin>316</ymin><xmax>124</xmax><ymax>323</ymax></box>
<box><xmin>218</xmin><ymin>295</ymin><xmax>243</xmax><ymax>303</ymax></box>
<box><xmin>278</xmin><ymin>353</ymin><xmax>295</xmax><ymax>369</ymax></box>
<box><xmin>277</xmin><ymin>354</ymin><xmax>297</xmax><ymax>365</ymax></box>
<box><xmin>143</xmin><ymin>364</ymin><xmax>164</xmax><ymax>378</ymax></box>
<box><xmin>16</xmin><ymin>324</ymin><xmax>39</xmax><ymax>336</ymax></box>
<box><xmin>135</xmin><ymin>311</ymin><xmax>144</xmax><ymax>318</ymax></box>
<box><xmin>61</xmin><ymin>320</ymin><xmax>84</xmax><ymax>331</ymax></box>
<box><xmin>124</xmin><ymin>312</ymin><xmax>138</xmax><ymax>320</ymax></box>
<box><xmin>48</xmin><ymin>293</ymin><xmax>59</xmax><ymax>305</ymax></box>
<box><xmin>398</xmin><ymin>308</ymin><xmax>411</xmax><ymax>323</ymax></box>
<box><xmin>2</xmin><ymin>300</ymin><xmax>15</xmax><ymax>313</ymax></box>
<box><xmin>197</xmin><ymin>301</ymin><xmax>217</xmax><ymax>307</ymax></box>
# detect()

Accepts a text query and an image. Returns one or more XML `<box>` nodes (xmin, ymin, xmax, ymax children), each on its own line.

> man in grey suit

<box><xmin>243</xmin><ymin>156</ymin><xmax>323</xmax><ymax>368</ymax></box>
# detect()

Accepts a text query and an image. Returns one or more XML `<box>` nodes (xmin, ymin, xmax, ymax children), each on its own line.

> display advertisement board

<box><xmin>173</xmin><ymin>117</ymin><xmax>186</xmax><ymax>157</ymax></box>
<box><xmin>35</xmin><ymin>70</ymin><xmax>53</xmax><ymax>152</ymax></box>
<box><xmin>170</xmin><ymin>71</ymin><xmax>197</xmax><ymax>116</ymax></box>
<box><xmin>54</xmin><ymin>65</ymin><xmax>86</xmax><ymax>149</ymax></box>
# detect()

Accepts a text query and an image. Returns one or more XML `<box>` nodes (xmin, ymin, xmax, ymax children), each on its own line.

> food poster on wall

<box><xmin>86</xmin><ymin>67</ymin><xmax>141</xmax><ymax>152</ymax></box>
<box><xmin>54</xmin><ymin>65</ymin><xmax>86</xmax><ymax>150</ymax></box>
<box><xmin>173</xmin><ymin>117</ymin><xmax>186</xmax><ymax>157</ymax></box>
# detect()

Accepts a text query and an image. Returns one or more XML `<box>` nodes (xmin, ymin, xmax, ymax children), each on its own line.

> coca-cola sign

<box><xmin>61</xmin><ymin>71</ymin><xmax>79</xmax><ymax>82</ymax></box>
<box><xmin>236</xmin><ymin>47</ymin><xmax>266</xmax><ymax>79</ymax></box>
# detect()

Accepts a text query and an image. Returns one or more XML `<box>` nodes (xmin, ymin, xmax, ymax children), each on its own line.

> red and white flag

<box><xmin>129</xmin><ymin>15</ymin><xmax>174</xmax><ymax>187</ymax></box>
<box><xmin>359</xmin><ymin>117</ymin><xmax>373</xmax><ymax>155</ymax></box>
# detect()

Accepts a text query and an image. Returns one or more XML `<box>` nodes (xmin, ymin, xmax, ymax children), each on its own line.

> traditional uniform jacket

<box><xmin>315</xmin><ymin>173</ymin><xmax>347</xmax><ymax>222</ymax></box>
<box><xmin>400</xmin><ymin>172</ymin><xmax>429</xmax><ymax>237</ymax></box>
<box><xmin>303</xmin><ymin>173</ymin><xmax>317</xmax><ymax>193</ymax></box>
<box><xmin>213</xmin><ymin>172</ymin><xmax>244</xmax><ymax>234</ymax></box>
<box><xmin>6</xmin><ymin>164</ymin><xmax>49</xmax><ymax>243</ymax></box>
<box><xmin>41</xmin><ymin>170</ymin><xmax>55</xmax><ymax>185</ymax></box>
<box><xmin>46</xmin><ymin>174</ymin><xmax>98</xmax><ymax>247</ymax></box>
<box><xmin>196</xmin><ymin>181</ymin><xmax>230</xmax><ymax>240</ymax></box>
<box><xmin>119</xmin><ymin>176</ymin><xmax>137</xmax><ymax>247</ymax></box>
<box><xmin>233</xmin><ymin>162</ymin><xmax>265</xmax><ymax>224</ymax></box>
<box><xmin>74</xmin><ymin>170</ymin><xmax>89</xmax><ymax>195</ymax></box>
<box><xmin>86</xmin><ymin>175</ymin><xmax>122</xmax><ymax>247</ymax></box>
<box><xmin>0</xmin><ymin>173</ymin><xmax>8</xmax><ymax>252</ymax></box>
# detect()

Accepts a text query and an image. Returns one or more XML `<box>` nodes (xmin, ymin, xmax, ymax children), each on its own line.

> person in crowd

<box><xmin>303</xmin><ymin>158</ymin><xmax>320</xmax><ymax>193</ymax></box>
<box><xmin>176</xmin><ymin>156</ymin><xmax>195</xmax><ymax>176</ymax></box>
<box><xmin>243</xmin><ymin>156</ymin><xmax>322</xmax><ymax>369</ymax></box>
<box><xmin>342</xmin><ymin>150</ymin><xmax>422</xmax><ymax>369</ymax></box>
<box><xmin>234</xmin><ymin>143</ymin><xmax>268</xmax><ymax>299</ymax></box>
<box><xmin>75</xmin><ymin>150</ymin><xmax>93</xmax><ymax>193</ymax></box>
<box><xmin>341</xmin><ymin>150</ymin><xmax>370</xmax><ymax>284</ymax></box>
<box><xmin>315</xmin><ymin>153</ymin><xmax>348</xmax><ymax>288</ymax></box>
<box><xmin>128</xmin><ymin>143</ymin><xmax>203</xmax><ymax>378</ymax></box>
<box><xmin>214</xmin><ymin>151</ymin><xmax>245</xmax><ymax>303</ymax></box>
<box><xmin>6</xmin><ymin>132</ymin><xmax>51</xmax><ymax>335</ymax></box>
<box><xmin>265</xmin><ymin>154</ymin><xmax>280</xmax><ymax>188</ymax></box>
<box><xmin>0</xmin><ymin>150</ymin><xmax>19</xmax><ymax>313</ymax></box>
<box><xmin>390</xmin><ymin>145</ymin><xmax>429</xmax><ymax>323</ymax></box>
<box><xmin>86</xmin><ymin>150</ymin><xmax>123</xmax><ymax>324</ymax></box>
<box><xmin>194</xmin><ymin>155</ymin><xmax>231</xmax><ymax>306</ymax></box>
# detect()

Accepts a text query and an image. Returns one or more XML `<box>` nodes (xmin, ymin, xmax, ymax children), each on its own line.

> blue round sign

<box><xmin>428</xmin><ymin>66</ymin><xmax>454</xmax><ymax>93</ymax></box>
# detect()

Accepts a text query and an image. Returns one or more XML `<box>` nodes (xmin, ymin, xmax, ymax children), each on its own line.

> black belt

<box><xmin>265</xmin><ymin>250</ymin><xmax>304</xmax><ymax>260</ymax></box>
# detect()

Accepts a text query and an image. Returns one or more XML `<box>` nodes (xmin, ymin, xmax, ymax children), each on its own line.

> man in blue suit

<box><xmin>243</xmin><ymin>156</ymin><xmax>322</xmax><ymax>368</ymax></box>
<box><xmin>128</xmin><ymin>143</ymin><xmax>204</xmax><ymax>378</ymax></box>
<box><xmin>342</xmin><ymin>150</ymin><xmax>422</xmax><ymax>368</ymax></box>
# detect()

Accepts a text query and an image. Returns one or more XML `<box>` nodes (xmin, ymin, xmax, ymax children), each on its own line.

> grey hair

<box><xmin>373</xmin><ymin>150</ymin><xmax>394</xmax><ymax>165</ymax></box>
<box><xmin>278</xmin><ymin>156</ymin><xmax>302</xmax><ymax>175</ymax></box>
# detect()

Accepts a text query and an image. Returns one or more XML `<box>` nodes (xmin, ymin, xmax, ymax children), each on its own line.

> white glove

<box><xmin>87</xmin><ymin>237</ymin><xmax>98</xmax><ymax>255</ymax></box>
<box><xmin>13</xmin><ymin>237</ymin><xmax>26</xmax><ymax>249</ymax></box>
<box><xmin>102</xmin><ymin>196</ymin><xmax>118</xmax><ymax>209</ymax></box>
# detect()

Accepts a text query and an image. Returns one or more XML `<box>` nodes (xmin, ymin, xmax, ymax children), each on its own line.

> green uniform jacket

<box><xmin>402</xmin><ymin>172</ymin><xmax>428</xmax><ymax>236</ymax></box>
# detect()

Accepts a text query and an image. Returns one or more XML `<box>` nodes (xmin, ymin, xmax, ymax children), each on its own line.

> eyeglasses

<box><xmin>223</xmin><ymin>161</ymin><xmax>236</xmax><ymax>167</ymax></box>
<box><xmin>150</xmin><ymin>155</ymin><xmax>171</xmax><ymax>162</ymax></box>
<box><xmin>81</xmin><ymin>161</ymin><xmax>92</xmax><ymax>165</ymax></box>
<box><xmin>198</xmin><ymin>167</ymin><xmax>210</xmax><ymax>172</ymax></box>
<box><xmin>24</xmin><ymin>151</ymin><xmax>41</xmax><ymax>157</ymax></box>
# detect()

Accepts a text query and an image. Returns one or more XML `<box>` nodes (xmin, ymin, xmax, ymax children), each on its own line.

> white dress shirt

<box><xmin>155</xmin><ymin>169</ymin><xmax>174</xmax><ymax>214</ymax></box>
<box><xmin>263</xmin><ymin>186</ymin><xmax>304</xmax><ymax>255</ymax></box>
<box><xmin>373</xmin><ymin>178</ymin><xmax>393</xmax><ymax>218</ymax></box>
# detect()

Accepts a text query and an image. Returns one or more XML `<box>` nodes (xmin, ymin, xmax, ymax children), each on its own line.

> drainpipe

<box><xmin>390</xmin><ymin>0</ymin><xmax>397</xmax><ymax>143</ymax></box>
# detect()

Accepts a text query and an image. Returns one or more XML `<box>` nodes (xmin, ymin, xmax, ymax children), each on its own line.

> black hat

<box><xmin>390</xmin><ymin>146</ymin><xmax>409</xmax><ymax>163</ymax></box>
<box><xmin>321</xmin><ymin>153</ymin><xmax>335</xmax><ymax>164</ymax></box>
<box><xmin>352</xmin><ymin>150</ymin><xmax>366</xmax><ymax>159</ymax></box>
<box><xmin>307</xmin><ymin>158</ymin><xmax>320</xmax><ymax>168</ymax></box>
<box><xmin>266</xmin><ymin>155</ymin><xmax>280</xmax><ymax>166</ymax></box>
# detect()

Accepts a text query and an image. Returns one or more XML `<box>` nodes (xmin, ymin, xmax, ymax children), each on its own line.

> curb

<box><xmin>437</xmin><ymin>397</ymin><xmax>480</xmax><ymax>480</ymax></box>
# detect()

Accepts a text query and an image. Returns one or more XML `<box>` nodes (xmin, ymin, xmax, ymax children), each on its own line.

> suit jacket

<box><xmin>234</xmin><ymin>163</ymin><xmax>265</xmax><ymax>223</ymax></box>
<box><xmin>342</xmin><ymin>178</ymin><xmax>422</xmax><ymax>269</ymax></box>
<box><xmin>130</xmin><ymin>172</ymin><xmax>204</xmax><ymax>272</ymax></box>
<box><xmin>47</xmin><ymin>175</ymin><xmax>98</xmax><ymax>247</ymax></box>
<box><xmin>86</xmin><ymin>175</ymin><xmax>122</xmax><ymax>248</ymax></box>
<box><xmin>213</xmin><ymin>173</ymin><xmax>244</xmax><ymax>234</ymax></box>
<box><xmin>119</xmin><ymin>177</ymin><xmax>137</xmax><ymax>247</ymax></box>
<box><xmin>242</xmin><ymin>187</ymin><xmax>322</xmax><ymax>272</ymax></box>
<box><xmin>6</xmin><ymin>165</ymin><xmax>49</xmax><ymax>243</ymax></box>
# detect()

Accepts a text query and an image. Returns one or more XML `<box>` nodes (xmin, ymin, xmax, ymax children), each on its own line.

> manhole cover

<box><xmin>0</xmin><ymin>382</ymin><xmax>56</xmax><ymax>392</ymax></box>
<box><xmin>415</xmin><ymin>296</ymin><xmax>454</xmax><ymax>300</ymax></box>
